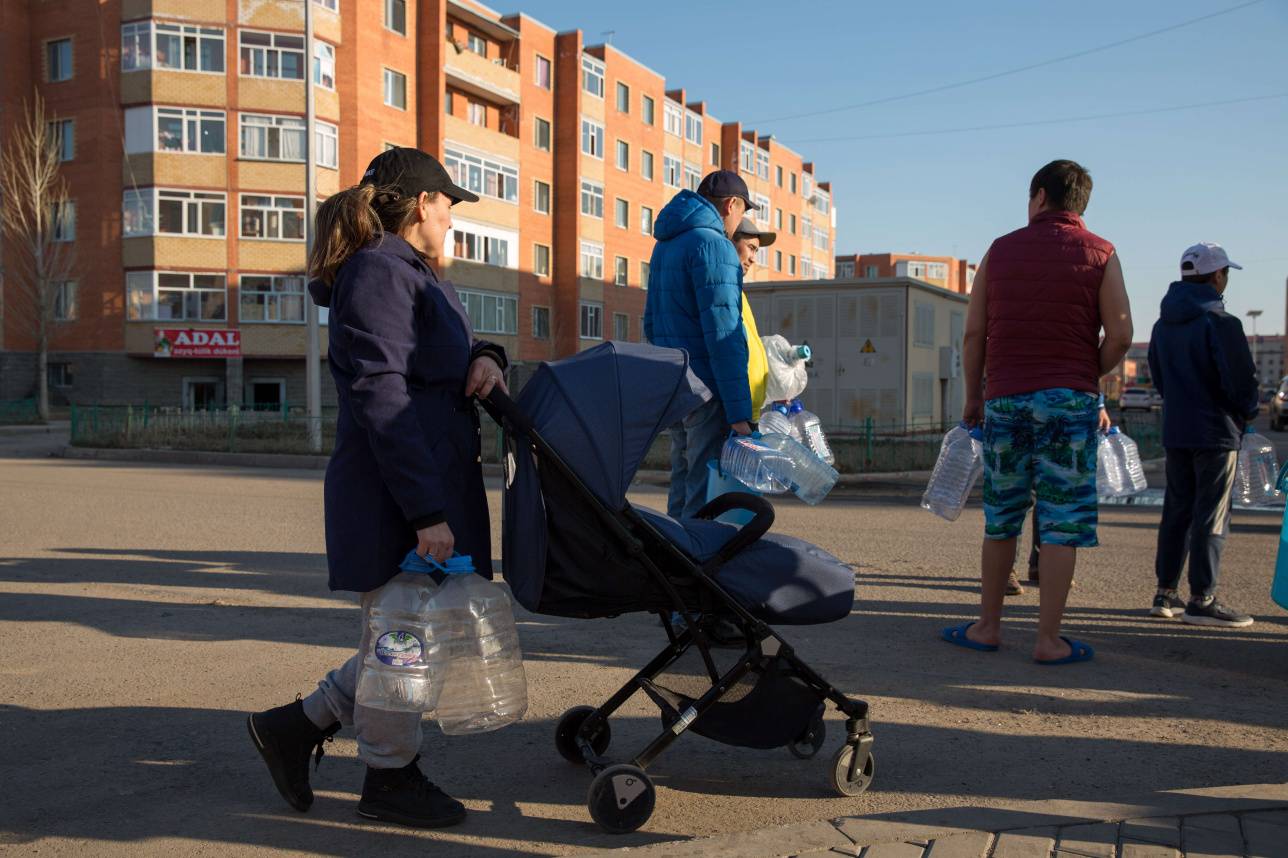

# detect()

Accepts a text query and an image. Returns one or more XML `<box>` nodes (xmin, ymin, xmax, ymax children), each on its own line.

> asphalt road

<box><xmin>0</xmin><ymin>425</ymin><xmax>1285</xmax><ymax>857</ymax></box>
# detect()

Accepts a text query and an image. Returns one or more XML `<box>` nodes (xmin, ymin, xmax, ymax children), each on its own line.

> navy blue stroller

<box><xmin>480</xmin><ymin>342</ymin><xmax>873</xmax><ymax>833</ymax></box>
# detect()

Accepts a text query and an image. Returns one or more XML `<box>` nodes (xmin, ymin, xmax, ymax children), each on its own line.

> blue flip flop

<box><xmin>940</xmin><ymin>622</ymin><xmax>999</xmax><ymax>652</ymax></box>
<box><xmin>1035</xmin><ymin>636</ymin><xmax>1095</xmax><ymax>665</ymax></box>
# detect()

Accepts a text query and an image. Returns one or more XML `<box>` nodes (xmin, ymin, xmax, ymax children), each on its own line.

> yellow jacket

<box><xmin>742</xmin><ymin>293</ymin><xmax>768</xmax><ymax>416</ymax></box>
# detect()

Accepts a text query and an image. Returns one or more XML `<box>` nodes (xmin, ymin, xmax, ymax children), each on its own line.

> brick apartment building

<box><xmin>0</xmin><ymin>0</ymin><xmax>836</xmax><ymax>409</ymax></box>
<box><xmin>834</xmin><ymin>253</ymin><xmax>974</xmax><ymax>295</ymax></box>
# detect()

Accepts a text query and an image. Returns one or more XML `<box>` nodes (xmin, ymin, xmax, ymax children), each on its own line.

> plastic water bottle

<box><xmin>789</xmin><ymin>399</ymin><xmax>834</xmax><ymax>466</ymax></box>
<box><xmin>721</xmin><ymin>433</ymin><xmax>792</xmax><ymax>494</ymax></box>
<box><xmin>1235</xmin><ymin>430</ymin><xmax>1281</xmax><ymax>506</ymax></box>
<box><xmin>1274</xmin><ymin>462</ymin><xmax>1288</xmax><ymax>611</ymax></box>
<box><xmin>921</xmin><ymin>424</ymin><xmax>984</xmax><ymax>521</ymax></box>
<box><xmin>758</xmin><ymin>403</ymin><xmax>800</xmax><ymax>440</ymax></box>
<box><xmin>425</xmin><ymin>556</ymin><xmax>528</xmax><ymax>735</ymax></box>
<box><xmin>1105</xmin><ymin>428</ymin><xmax>1147</xmax><ymax>494</ymax></box>
<box><xmin>356</xmin><ymin>567</ymin><xmax>450</xmax><ymax>713</ymax></box>
<box><xmin>1097</xmin><ymin>432</ymin><xmax>1125</xmax><ymax>498</ymax></box>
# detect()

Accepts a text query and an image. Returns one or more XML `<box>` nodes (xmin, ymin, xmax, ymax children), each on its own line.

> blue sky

<box><xmin>514</xmin><ymin>0</ymin><xmax>1288</xmax><ymax>337</ymax></box>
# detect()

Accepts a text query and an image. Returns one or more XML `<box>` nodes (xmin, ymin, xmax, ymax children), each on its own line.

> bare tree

<box><xmin>0</xmin><ymin>92</ymin><xmax>76</xmax><ymax>421</ymax></box>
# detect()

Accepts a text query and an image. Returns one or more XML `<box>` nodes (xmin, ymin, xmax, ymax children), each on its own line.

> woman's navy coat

<box><xmin>309</xmin><ymin>235</ymin><xmax>505</xmax><ymax>593</ymax></box>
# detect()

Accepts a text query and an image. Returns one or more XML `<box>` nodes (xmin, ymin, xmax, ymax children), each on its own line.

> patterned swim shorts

<box><xmin>982</xmin><ymin>388</ymin><xmax>1100</xmax><ymax>548</ymax></box>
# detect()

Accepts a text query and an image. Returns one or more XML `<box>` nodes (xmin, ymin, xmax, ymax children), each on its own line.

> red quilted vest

<box><xmin>984</xmin><ymin>210</ymin><xmax>1113</xmax><ymax>401</ymax></box>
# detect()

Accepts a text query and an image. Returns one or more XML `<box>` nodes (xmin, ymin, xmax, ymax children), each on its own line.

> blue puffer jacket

<box><xmin>1147</xmin><ymin>281</ymin><xmax>1259</xmax><ymax>450</ymax></box>
<box><xmin>643</xmin><ymin>191</ymin><xmax>751</xmax><ymax>424</ymax></box>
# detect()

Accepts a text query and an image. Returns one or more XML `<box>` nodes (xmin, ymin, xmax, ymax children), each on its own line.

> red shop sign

<box><xmin>154</xmin><ymin>329</ymin><xmax>241</xmax><ymax>358</ymax></box>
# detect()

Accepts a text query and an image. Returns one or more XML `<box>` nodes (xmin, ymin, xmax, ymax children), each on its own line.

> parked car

<box><xmin>1120</xmin><ymin>388</ymin><xmax>1155</xmax><ymax>412</ymax></box>
<box><xmin>1270</xmin><ymin>377</ymin><xmax>1288</xmax><ymax>431</ymax></box>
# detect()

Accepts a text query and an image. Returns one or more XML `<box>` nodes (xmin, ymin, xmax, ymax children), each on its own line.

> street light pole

<box><xmin>304</xmin><ymin>0</ymin><xmax>322</xmax><ymax>453</ymax></box>
<box><xmin>1248</xmin><ymin>309</ymin><xmax>1263</xmax><ymax>389</ymax></box>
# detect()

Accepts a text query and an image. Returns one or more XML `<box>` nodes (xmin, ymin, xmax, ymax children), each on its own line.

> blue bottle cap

<box><xmin>1108</xmin><ymin>426</ymin><xmax>1120</xmax><ymax>435</ymax></box>
<box><xmin>795</xmin><ymin>345</ymin><xmax>812</xmax><ymax>361</ymax></box>
<box><xmin>788</xmin><ymin>399</ymin><xmax>804</xmax><ymax>414</ymax></box>
<box><xmin>968</xmin><ymin>425</ymin><xmax>984</xmax><ymax>441</ymax></box>
<box><xmin>772</xmin><ymin>402</ymin><xmax>790</xmax><ymax>415</ymax></box>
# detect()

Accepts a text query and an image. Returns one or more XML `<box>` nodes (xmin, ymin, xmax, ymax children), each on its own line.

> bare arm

<box><xmin>1098</xmin><ymin>252</ymin><xmax>1133</xmax><ymax>375</ymax></box>
<box><xmin>961</xmin><ymin>253</ymin><xmax>988</xmax><ymax>426</ymax></box>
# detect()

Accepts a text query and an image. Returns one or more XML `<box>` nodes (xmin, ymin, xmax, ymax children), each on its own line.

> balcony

<box><xmin>444</xmin><ymin>42</ymin><xmax>520</xmax><ymax>107</ymax></box>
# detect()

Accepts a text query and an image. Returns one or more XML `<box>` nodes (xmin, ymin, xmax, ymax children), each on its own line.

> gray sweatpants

<box><xmin>301</xmin><ymin>586</ymin><xmax>422</xmax><ymax>769</ymax></box>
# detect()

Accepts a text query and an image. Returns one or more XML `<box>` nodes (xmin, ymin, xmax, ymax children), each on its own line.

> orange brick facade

<box><xmin>0</xmin><ymin>0</ymin><xmax>836</xmax><ymax>406</ymax></box>
<box><xmin>834</xmin><ymin>253</ymin><xmax>976</xmax><ymax>294</ymax></box>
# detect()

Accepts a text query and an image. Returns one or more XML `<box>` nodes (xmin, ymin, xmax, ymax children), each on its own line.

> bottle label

<box><xmin>374</xmin><ymin>630</ymin><xmax>424</xmax><ymax>666</ymax></box>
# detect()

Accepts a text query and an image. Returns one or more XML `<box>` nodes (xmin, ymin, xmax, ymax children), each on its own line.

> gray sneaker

<box><xmin>1182</xmin><ymin>598</ymin><xmax>1254</xmax><ymax>628</ymax></box>
<box><xmin>1150</xmin><ymin>590</ymin><xmax>1187</xmax><ymax>618</ymax></box>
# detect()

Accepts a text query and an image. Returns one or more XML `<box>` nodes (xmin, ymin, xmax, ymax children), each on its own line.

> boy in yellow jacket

<box><xmin>733</xmin><ymin>217</ymin><xmax>772</xmax><ymax>417</ymax></box>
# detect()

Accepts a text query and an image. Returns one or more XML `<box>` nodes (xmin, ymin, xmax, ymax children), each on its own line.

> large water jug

<box><xmin>763</xmin><ymin>335</ymin><xmax>811</xmax><ymax>402</ymax></box>
<box><xmin>410</xmin><ymin>554</ymin><xmax>528</xmax><ymax>735</ymax></box>
<box><xmin>721</xmin><ymin>433</ymin><xmax>791</xmax><ymax>494</ymax></box>
<box><xmin>1235</xmin><ymin>430</ymin><xmax>1281</xmax><ymax>506</ymax></box>
<box><xmin>789</xmin><ymin>399</ymin><xmax>834</xmax><ymax>466</ymax></box>
<box><xmin>1096</xmin><ymin>432</ymin><xmax>1125</xmax><ymax>499</ymax></box>
<box><xmin>758</xmin><ymin>403</ymin><xmax>799</xmax><ymax>440</ymax></box>
<box><xmin>721</xmin><ymin>432</ymin><xmax>839</xmax><ymax>503</ymax></box>
<box><xmin>921</xmin><ymin>424</ymin><xmax>984</xmax><ymax>521</ymax></box>
<box><xmin>1273</xmin><ymin>462</ymin><xmax>1288</xmax><ymax>611</ymax></box>
<box><xmin>356</xmin><ymin>564</ymin><xmax>452</xmax><ymax>713</ymax></box>
<box><xmin>1105</xmin><ymin>428</ymin><xmax>1147</xmax><ymax>494</ymax></box>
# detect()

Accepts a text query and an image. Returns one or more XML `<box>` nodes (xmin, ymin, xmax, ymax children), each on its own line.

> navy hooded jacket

<box><xmin>1147</xmin><ymin>281</ymin><xmax>1258</xmax><ymax>451</ymax></box>
<box><xmin>642</xmin><ymin>190</ymin><xmax>751</xmax><ymax>424</ymax></box>
<box><xmin>309</xmin><ymin>235</ymin><xmax>505</xmax><ymax>592</ymax></box>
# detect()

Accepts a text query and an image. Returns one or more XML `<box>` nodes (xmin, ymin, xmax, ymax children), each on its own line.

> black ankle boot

<box><xmin>358</xmin><ymin>754</ymin><xmax>466</xmax><ymax>828</ymax></box>
<box><xmin>247</xmin><ymin>699</ymin><xmax>339</xmax><ymax>812</ymax></box>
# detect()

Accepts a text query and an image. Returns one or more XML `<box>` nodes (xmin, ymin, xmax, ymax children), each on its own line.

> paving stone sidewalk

<box><xmin>575</xmin><ymin>784</ymin><xmax>1288</xmax><ymax>858</ymax></box>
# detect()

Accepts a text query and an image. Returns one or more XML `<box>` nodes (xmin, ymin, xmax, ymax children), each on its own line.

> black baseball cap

<box><xmin>360</xmin><ymin>147</ymin><xmax>478</xmax><ymax>205</ymax></box>
<box><xmin>696</xmin><ymin>169</ymin><xmax>756</xmax><ymax>212</ymax></box>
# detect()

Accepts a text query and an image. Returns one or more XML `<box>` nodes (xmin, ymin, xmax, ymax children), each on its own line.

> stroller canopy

<box><xmin>514</xmin><ymin>342</ymin><xmax>710</xmax><ymax>507</ymax></box>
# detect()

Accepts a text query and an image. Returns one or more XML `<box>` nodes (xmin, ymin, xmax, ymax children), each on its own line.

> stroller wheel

<box><xmin>555</xmin><ymin>705</ymin><xmax>611</xmax><ymax>763</ymax></box>
<box><xmin>788</xmin><ymin>716</ymin><xmax>826</xmax><ymax>759</ymax></box>
<box><xmin>829</xmin><ymin>745</ymin><xmax>875</xmax><ymax>797</ymax></box>
<box><xmin>588</xmin><ymin>764</ymin><xmax>655</xmax><ymax>834</ymax></box>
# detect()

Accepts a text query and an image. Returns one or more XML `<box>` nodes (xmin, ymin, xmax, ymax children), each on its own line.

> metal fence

<box><xmin>0</xmin><ymin>398</ymin><xmax>39</xmax><ymax>425</ymax></box>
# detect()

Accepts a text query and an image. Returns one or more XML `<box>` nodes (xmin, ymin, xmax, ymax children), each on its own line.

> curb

<box><xmin>0</xmin><ymin>421</ymin><xmax>70</xmax><ymax>436</ymax></box>
<box><xmin>59</xmin><ymin>445</ymin><xmax>330</xmax><ymax>471</ymax></box>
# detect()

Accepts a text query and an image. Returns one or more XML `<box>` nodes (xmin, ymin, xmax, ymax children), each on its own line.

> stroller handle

<box><xmin>694</xmin><ymin>492</ymin><xmax>775</xmax><ymax>569</ymax></box>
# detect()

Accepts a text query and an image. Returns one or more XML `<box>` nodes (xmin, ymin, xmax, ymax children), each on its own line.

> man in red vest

<box><xmin>942</xmin><ymin>160</ymin><xmax>1134</xmax><ymax>664</ymax></box>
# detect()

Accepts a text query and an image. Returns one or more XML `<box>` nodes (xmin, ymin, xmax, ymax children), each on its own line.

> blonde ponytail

<box><xmin>308</xmin><ymin>184</ymin><xmax>421</xmax><ymax>285</ymax></box>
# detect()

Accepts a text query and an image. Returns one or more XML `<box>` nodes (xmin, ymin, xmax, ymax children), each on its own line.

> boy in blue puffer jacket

<box><xmin>644</xmin><ymin>170</ymin><xmax>758</xmax><ymax>518</ymax></box>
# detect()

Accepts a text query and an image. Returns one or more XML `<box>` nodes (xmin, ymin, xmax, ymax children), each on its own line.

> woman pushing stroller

<box><xmin>246</xmin><ymin>148</ymin><xmax>506</xmax><ymax>829</ymax></box>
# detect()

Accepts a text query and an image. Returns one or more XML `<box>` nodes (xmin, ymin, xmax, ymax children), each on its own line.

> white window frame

<box><xmin>466</xmin><ymin>32</ymin><xmax>487</xmax><ymax>57</ymax></box>
<box><xmin>383</xmin><ymin>67</ymin><xmax>407</xmax><ymax>109</ymax></box>
<box><xmin>239</xmin><ymin>193</ymin><xmax>305</xmax><ymax>241</ymax></box>
<box><xmin>581</xmin><ymin>55</ymin><xmax>604</xmax><ymax>98</ymax></box>
<box><xmin>449</xmin><ymin>219</ymin><xmax>518</xmax><ymax>269</ymax></box>
<box><xmin>683</xmin><ymin>163</ymin><xmax>701</xmax><ymax>192</ymax></box>
<box><xmin>579</xmin><ymin>300</ymin><xmax>603</xmax><ymax>340</ymax></box>
<box><xmin>384</xmin><ymin>0</ymin><xmax>407</xmax><ymax>36</ymax></box>
<box><xmin>534</xmin><ymin>53</ymin><xmax>552</xmax><ymax>90</ymax></box>
<box><xmin>122</xmin><ymin>22</ymin><xmax>226</xmax><ymax>74</ymax></box>
<box><xmin>239</xmin><ymin>273</ymin><xmax>306</xmax><ymax>323</ymax></box>
<box><xmin>313</xmin><ymin>41</ymin><xmax>335</xmax><ymax>90</ymax></box>
<box><xmin>756</xmin><ymin>149</ymin><xmax>770</xmax><ymax>181</ymax></box>
<box><xmin>533</xmin><ymin>179</ymin><xmax>550</xmax><ymax>215</ymax></box>
<box><xmin>684</xmin><ymin>109</ymin><xmax>702</xmax><ymax>145</ymax></box>
<box><xmin>663</xmin><ymin>155</ymin><xmax>681</xmax><ymax>188</ymax></box>
<box><xmin>467</xmin><ymin>100</ymin><xmax>485</xmax><ymax>127</ymax></box>
<box><xmin>444</xmin><ymin>145</ymin><xmax>518</xmax><ymax>204</ymax></box>
<box><xmin>640</xmin><ymin>205</ymin><xmax>653</xmax><ymax>236</ymax></box>
<box><xmin>613</xmin><ymin>257</ymin><xmax>628</xmax><ymax>287</ymax></box>
<box><xmin>641</xmin><ymin>150</ymin><xmax>654</xmax><ymax>181</ymax></box>
<box><xmin>580</xmin><ymin>179</ymin><xmax>604</xmax><ymax>219</ymax></box>
<box><xmin>239</xmin><ymin>113</ymin><xmax>306</xmax><ymax>162</ymax></box>
<box><xmin>532</xmin><ymin>305</ymin><xmax>551</xmax><ymax>338</ymax></box>
<box><xmin>123</xmin><ymin>188</ymin><xmax>227</xmax><ymax>238</ymax></box>
<box><xmin>663</xmin><ymin>101</ymin><xmax>682</xmax><ymax>137</ymax></box>
<box><xmin>614</xmin><ymin>197</ymin><xmax>628</xmax><ymax>229</ymax></box>
<box><xmin>533</xmin><ymin>115</ymin><xmax>551</xmax><ymax>151</ymax></box>
<box><xmin>457</xmin><ymin>288</ymin><xmax>518</xmax><ymax>335</ymax></box>
<box><xmin>315</xmin><ymin>120</ymin><xmax>338</xmax><ymax>169</ymax></box>
<box><xmin>615</xmin><ymin>138</ymin><xmax>629</xmax><ymax>171</ymax></box>
<box><xmin>128</xmin><ymin>106</ymin><xmax>226</xmax><ymax>155</ymax></box>
<box><xmin>580</xmin><ymin>117</ymin><xmax>604</xmax><ymax>159</ymax></box>
<box><xmin>739</xmin><ymin>141</ymin><xmax>755</xmax><ymax>173</ymax></box>
<box><xmin>754</xmin><ymin>194</ymin><xmax>770</xmax><ymax>225</ymax></box>
<box><xmin>126</xmin><ymin>270</ymin><xmax>227</xmax><ymax>321</ymax></box>
<box><xmin>579</xmin><ymin>241</ymin><xmax>603</xmax><ymax>280</ymax></box>
<box><xmin>48</xmin><ymin>118</ymin><xmax>74</xmax><ymax>162</ymax></box>
<box><xmin>837</xmin><ymin>261</ymin><xmax>855</xmax><ymax>278</ymax></box>
<box><xmin>239</xmin><ymin>29</ymin><xmax>304</xmax><ymax>80</ymax></box>
<box><xmin>533</xmin><ymin>244</ymin><xmax>550</xmax><ymax>277</ymax></box>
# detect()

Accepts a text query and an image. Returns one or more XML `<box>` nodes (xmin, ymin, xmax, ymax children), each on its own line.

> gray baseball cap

<box><xmin>733</xmin><ymin>217</ymin><xmax>775</xmax><ymax>248</ymax></box>
<box><xmin>1180</xmin><ymin>242</ymin><xmax>1242</xmax><ymax>276</ymax></box>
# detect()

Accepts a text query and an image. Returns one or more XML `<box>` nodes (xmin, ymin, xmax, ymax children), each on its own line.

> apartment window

<box><xmin>774</xmin><ymin>250</ymin><xmax>782</xmax><ymax>272</ymax></box>
<box><xmin>640</xmin><ymin>261</ymin><xmax>650</xmax><ymax>288</ymax></box>
<box><xmin>239</xmin><ymin>30</ymin><xmax>304</xmax><ymax>79</ymax></box>
<box><xmin>684</xmin><ymin>111</ymin><xmax>703</xmax><ymax>146</ymax></box>
<box><xmin>803</xmin><ymin>172</ymin><xmax>813</xmax><ymax>199</ymax></box>
<box><xmin>445</xmin><ymin>147</ymin><xmax>518</xmax><ymax>203</ymax></box>
<box><xmin>710</xmin><ymin>142</ymin><xmax>720</xmax><ymax>167</ymax></box>
<box><xmin>663</xmin><ymin>101</ymin><xmax>682</xmax><ymax>137</ymax></box>
<box><xmin>641</xmin><ymin>150</ymin><xmax>654</xmax><ymax>181</ymax></box>
<box><xmin>124</xmin><ymin>188</ymin><xmax>226</xmax><ymax>237</ymax></box>
<box><xmin>122</xmin><ymin>22</ymin><xmax>225</xmax><ymax>73</ymax></box>
<box><xmin>613</xmin><ymin>311</ymin><xmax>629</xmax><ymax>339</ymax></box>
<box><xmin>803</xmin><ymin>214</ymin><xmax>812</xmax><ymax>240</ymax></box>
<box><xmin>580</xmin><ymin>180</ymin><xmax>604</xmax><ymax>218</ymax></box>
<box><xmin>315</xmin><ymin>121</ymin><xmax>338</xmax><ymax>169</ymax></box>
<box><xmin>130</xmin><ymin>107</ymin><xmax>225</xmax><ymax>154</ymax></box>
<box><xmin>663</xmin><ymin>155</ymin><xmax>681</xmax><ymax>188</ymax></box>
<box><xmin>240</xmin><ymin>194</ymin><xmax>304</xmax><ymax>240</ymax></box>
<box><xmin>466</xmin><ymin>32</ymin><xmax>487</xmax><ymax>57</ymax></box>
<box><xmin>611</xmin><ymin>258</ymin><xmax>628</xmax><ymax>287</ymax></box>
<box><xmin>534</xmin><ymin>54</ymin><xmax>552</xmax><ymax>90</ymax></box>
<box><xmin>385</xmin><ymin>0</ymin><xmax>406</xmax><ymax>35</ymax></box>
<box><xmin>240</xmin><ymin>114</ymin><xmax>305</xmax><ymax>161</ymax></box>
<box><xmin>609</xmin><ymin>139</ymin><xmax>628</xmax><ymax>173</ymax></box>
<box><xmin>614</xmin><ymin>197</ymin><xmax>628</xmax><ymax>229</ymax></box>
<box><xmin>314</xmin><ymin>0</ymin><xmax>338</xmax><ymax>11</ymax></box>
<box><xmin>774</xmin><ymin>208</ymin><xmax>783</xmax><ymax>229</ymax></box>
<box><xmin>467</xmin><ymin>100</ymin><xmax>485</xmax><ymax>127</ymax></box>
<box><xmin>866</xmin><ymin>264</ymin><xmax>879</xmax><ymax>278</ymax></box>
<box><xmin>533</xmin><ymin>244</ymin><xmax>550</xmax><ymax>277</ymax></box>
<box><xmin>451</xmin><ymin>223</ymin><xmax>514</xmax><ymax>267</ymax></box>
<box><xmin>914</xmin><ymin>303</ymin><xmax>935</xmax><ymax>347</ymax></box>
<box><xmin>754</xmin><ymin>194</ymin><xmax>770</xmax><ymax>225</ymax></box>
<box><xmin>738</xmin><ymin>141</ymin><xmax>754</xmax><ymax>173</ymax></box>
<box><xmin>789</xmin><ymin>255</ymin><xmax>796</xmax><ymax>276</ymax></box>
<box><xmin>533</xmin><ymin>180</ymin><xmax>550</xmax><ymax>214</ymax></box>
<box><xmin>640</xmin><ymin>205</ymin><xmax>653</xmax><ymax>236</ymax></box>
<box><xmin>48</xmin><ymin>119</ymin><xmax>74</xmax><ymax>162</ymax></box>
<box><xmin>126</xmin><ymin>271</ymin><xmax>227</xmax><ymax>321</ymax></box>
<box><xmin>815</xmin><ymin>189</ymin><xmax>831</xmax><ymax>215</ymax></box>
<box><xmin>616</xmin><ymin>81</ymin><xmax>630</xmax><ymax>113</ymax></box>
<box><xmin>790</xmin><ymin>172</ymin><xmax>797</xmax><ymax>194</ymax></box>
<box><xmin>814</xmin><ymin>227</ymin><xmax>828</xmax><ymax>251</ymax></box>
<box><xmin>789</xmin><ymin>213</ymin><xmax>797</xmax><ymax>234</ymax></box>
<box><xmin>642</xmin><ymin>95</ymin><xmax>655</xmax><ymax>126</ymax></box>
<box><xmin>581</xmin><ymin>55</ymin><xmax>604</xmax><ymax>98</ymax></box>
<box><xmin>383</xmin><ymin>68</ymin><xmax>407</xmax><ymax>109</ymax></box>
<box><xmin>313</xmin><ymin>41</ymin><xmax>335</xmax><ymax>89</ymax></box>
<box><xmin>51</xmin><ymin>200</ymin><xmax>75</xmax><ymax>242</ymax></box>
<box><xmin>581</xmin><ymin>118</ymin><xmax>604</xmax><ymax>158</ymax></box>
<box><xmin>532</xmin><ymin>305</ymin><xmax>550</xmax><ymax>338</ymax></box>
<box><xmin>47</xmin><ymin>38</ymin><xmax>73</xmax><ymax>82</ymax></box>
<box><xmin>579</xmin><ymin>301</ymin><xmax>603</xmax><ymax>339</ymax></box>
<box><xmin>837</xmin><ymin>261</ymin><xmax>854</xmax><ymax>278</ymax></box>
<box><xmin>579</xmin><ymin>242</ymin><xmax>603</xmax><ymax>280</ymax></box>
<box><xmin>756</xmin><ymin>247</ymin><xmax>768</xmax><ymax>267</ymax></box>
<box><xmin>533</xmin><ymin>116</ymin><xmax>551</xmax><ymax>151</ymax></box>
<box><xmin>445</xmin><ymin>90</ymin><xmax>454</xmax><ymax>114</ymax></box>
<box><xmin>53</xmin><ymin>281</ymin><xmax>78</xmax><ymax>321</ymax></box>
<box><xmin>776</xmin><ymin>165</ymin><xmax>783</xmax><ymax>187</ymax></box>
<box><xmin>458</xmin><ymin>289</ymin><xmax>517</xmax><ymax>335</ymax></box>
<box><xmin>756</xmin><ymin>149</ymin><xmax>769</xmax><ymax>180</ymax></box>
<box><xmin>684</xmin><ymin>163</ymin><xmax>701</xmax><ymax>192</ymax></box>
<box><xmin>240</xmin><ymin>274</ymin><xmax>305</xmax><ymax>322</ymax></box>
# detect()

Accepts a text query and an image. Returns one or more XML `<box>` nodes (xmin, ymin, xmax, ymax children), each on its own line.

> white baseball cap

<box><xmin>1180</xmin><ymin>242</ymin><xmax>1242</xmax><ymax>276</ymax></box>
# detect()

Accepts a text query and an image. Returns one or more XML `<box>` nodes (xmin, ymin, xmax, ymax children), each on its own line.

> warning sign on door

<box><xmin>860</xmin><ymin>339</ymin><xmax>876</xmax><ymax>353</ymax></box>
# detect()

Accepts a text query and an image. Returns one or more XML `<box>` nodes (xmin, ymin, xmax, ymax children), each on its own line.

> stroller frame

<box><xmin>483</xmin><ymin>390</ymin><xmax>874</xmax><ymax>834</ymax></box>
